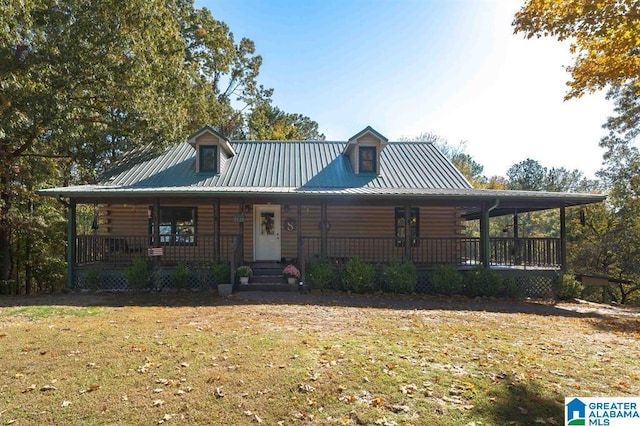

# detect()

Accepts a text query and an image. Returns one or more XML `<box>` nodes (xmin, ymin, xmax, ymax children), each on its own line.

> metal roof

<box><xmin>78</xmin><ymin>140</ymin><xmax>473</xmax><ymax>190</ymax></box>
<box><xmin>39</xmin><ymin>138</ymin><xmax>605</xmax><ymax>214</ymax></box>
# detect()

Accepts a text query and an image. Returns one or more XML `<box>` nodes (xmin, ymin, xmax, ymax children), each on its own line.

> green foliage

<box><xmin>342</xmin><ymin>257</ymin><xmax>375</xmax><ymax>293</ymax></box>
<box><xmin>172</xmin><ymin>262</ymin><xmax>190</xmax><ymax>290</ymax></box>
<box><xmin>84</xmin><ymin>269</ymin><xmax>103</xmax><ymax>290</ymax></box>
<box><xmin>126</xmin><ymin>257</ymin><xmax>150</xmax><ymax>290</ymax></box>
<box><xmin>212</xmin><ymin>261</ymin><xmax>231</xmax><ymax>285</ymax></box>
<box><xmin>235</xmin><ymin>265</ymin><xmax>253</xmax><ymax>278</ymax></box>
<box><xmin>464</xmin><ymin>266</ymin><xmax>504</xmax><ymax>298</ymax></box>
<box><xmin>306</xmin><ymin>258</ymin><xmax>335</xmax><ymax>290</ymax></box>
<box><xmin>430</xmin><ymin>264</ymin><xmax>464</xmax><ymax>296</ymax></box>
<box><xmin>381</xmin><ymin>261</ymin><xmax>416</xmax><ymax>294</ymax></box>
<box><xmin>556</xmin><ymin>273</ymin><xmax>584</xmax><ymax>301</ymax></box>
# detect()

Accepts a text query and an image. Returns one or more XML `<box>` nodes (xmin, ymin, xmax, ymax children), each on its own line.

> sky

<box><xmin>196</xmin><ymin>0</ymin><xmax>614</xmax><ymax>179</ymax></box>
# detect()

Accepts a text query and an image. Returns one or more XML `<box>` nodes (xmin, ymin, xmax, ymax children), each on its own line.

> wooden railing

<box><xmin>75</xmin><ymin>234</ymin><xmax>238</xmax><ymax>265</ymax></box>
<box><xmin>302</xmin><ymin>236</ymin><xmax>561</xmax><ymax>268</ymax></box>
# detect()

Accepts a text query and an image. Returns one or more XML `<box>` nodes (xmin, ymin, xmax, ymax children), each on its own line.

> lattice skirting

<box><xmin>74</xmin><ymin>267</ymin><xmax>216</xmax><ymax>291</ymax></box>
<box><xmin>416</xmin><ymin>269</ymin><xmax>559</xmax><ymax>299</ymax></box>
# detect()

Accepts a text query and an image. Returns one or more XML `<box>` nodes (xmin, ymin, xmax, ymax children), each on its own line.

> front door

<box><xmin>254</xmin><ymin>204</ymin><xmax>281</xmax><ymax>261</ymax></box>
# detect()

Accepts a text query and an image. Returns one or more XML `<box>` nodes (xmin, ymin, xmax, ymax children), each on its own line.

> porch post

<box><xmin>152</xmin><ymin>199</ymin><xmax>160</xmax><ymax>247</ymax></box>
<box><xmin>213</xmin><ymin>198</ymin><xmax>220</xmax><ymax>261</ymax></box>
<box><xmin>560</xmin><ymin>205</ymin><xmax>567</xmax><ymax>271</ymax></box>
<box><xmin>320</xmin><ymin>199</ymin><xmax>327</xmax><ymax>258</ymax></box>
<box><xmin>479</xmin><ymin>202</ymin><xmax>490</xmax><ymax>267</ymax></box>
<box><xmin>239</xmin><ymin>199</ymin><xmax>245</xmax><ymax>261</ymax></box>
<box><xmin>404</xmin><ymin>202</ymin><xmax>411</xmax><ymax>261</ymax></box>
<box><xmin>298</xmin><ymin>201</ymin><xmax>304</xmax><ymax>280</ymax></box>
<box><xmin>513</xmin><ymin>210</ymin><xmax>521</xmax><ymax>265</ymax></box>
<box><xmin>67</xmin><ymin>198</ymin><xmax>77</xmax><ymax>289</ymax></box>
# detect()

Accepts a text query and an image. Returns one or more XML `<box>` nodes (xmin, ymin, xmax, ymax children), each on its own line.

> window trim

<box><xmin>358</xmin><ymin>146</ymin><xmax>377</xmax><ymax>174</ymax></box>
<box><xmin>149</xmin><ymin>206</ymin><xmax>198</xmax><ymax>246</ymax></box>
<box><xmin>199</xmin><ymin>145</ymin><xmax>217</xmax><ymax>173</ymax></box>
<box><xmin>394</xmin><ymin>207</ymin><xmax>420</xmax><ymax>247</ymax></box>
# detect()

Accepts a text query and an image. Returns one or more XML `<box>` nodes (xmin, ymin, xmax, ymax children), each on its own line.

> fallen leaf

<box><xmin>180</xmin><ymin>362</ymin><xmax>189</xmax><ymax>368</ymax></box>
<box><xmin>153</xmin><ymin>388</ymin><xmax>164</xmax><ymax>393</ymax></box>
<box><xmin>40</xmin><ymin>385</ymin><xmax>57</xmax><ymax>392</ymax></box>
<box><xmin>214</xmin><ymin>387</ymin><xmax>224</xmax><ymax>398</ymax></box>
<box><xmin>152</xmin><ymin>399</ymin><xmax>164</xmax><ymax>407</ymax></box>
<box><xmin>21</xmin><ymin>384</ymin><xmax>36</xmax><ymax>393</ymax></box>
<box><xmin>254</xmin><ymin>414</ymin><xmax>262</xmax><ymax>423</ymax></box>
<box><xmin>61</xmin><ymin>401</ymin><xmax>71</xmax><ymax>408</ymax></box>
<box><xmin>371</xmin><ymin>396</ymin><xmax>386</xmax><ymax>407</ymax></box>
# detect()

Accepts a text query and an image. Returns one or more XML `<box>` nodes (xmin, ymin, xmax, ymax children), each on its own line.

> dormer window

<box><xmin>343</xmin><ymin>126</ymin><xmax>387</xmax><ymax>175</ymax></box>
<box><xmin>187</xmin><ymin>125</ymin><xmax>235</xmax><ymax>174</ymax></box>
<box><xmin>199</xmin><ymin>145</ymin><xmax>217</xmax><ymax>173</ymax></box>
<box><xmin>359</xmin><ymin>146</ymin><xmax>377</xmax><ymax>174</ymax></box>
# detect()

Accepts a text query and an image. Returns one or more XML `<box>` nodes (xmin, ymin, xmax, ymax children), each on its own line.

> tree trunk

<box><xmin>0</xmin><ymin>164</ymin><xmax>11</xmax><ymax>282</ymax></box>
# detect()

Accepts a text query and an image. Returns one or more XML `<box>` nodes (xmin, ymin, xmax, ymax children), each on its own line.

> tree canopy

<box><xmin>0</xmin><ymin>0</ymin><xmax>322</xmax><ymax>290</ymax></box>
<box><xmin>513</xmin><ymin>0</ymin><xmax>640</xmax><ymax>99</ymax></box>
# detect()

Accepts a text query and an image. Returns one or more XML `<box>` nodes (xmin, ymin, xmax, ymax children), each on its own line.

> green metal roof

<box><xmin>39</xmin><ymin>137</ymin><xmax>605</xmax><ymax>214</ymax></box>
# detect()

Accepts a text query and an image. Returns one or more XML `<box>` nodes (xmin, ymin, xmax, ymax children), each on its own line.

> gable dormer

<box><xmin>342</xmin><ymin>126</ymin><xmax>388</xmax><ymax>174</ymax></box>
<box><xmin>187</xmin><ymin>126</ymin><xmax>235</xmax><ymax>174</ymax></box>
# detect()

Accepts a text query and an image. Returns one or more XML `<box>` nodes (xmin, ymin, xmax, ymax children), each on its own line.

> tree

<box><xmin>0</xmin><ymin>0</ymin><xmax>322</xmax><ymax>291</ymax></box>
<box><xmin>246</xmin><ymin>102</ymin><xmax>325</xmax><ymax>140</ymax></box>
<box><xmin>400</xmin><ymin>133</ymin><xmax>487</xmax><ymax>187</ymax></box>
<box><xmin>513</xmin><ymin>0</ymin><xmax>640</xmax><ymax>99</ymax></box>
<box><xmin>506</xmin><ymin>159</ymin><xmax>547</xmax><ymax>191</ymax></box>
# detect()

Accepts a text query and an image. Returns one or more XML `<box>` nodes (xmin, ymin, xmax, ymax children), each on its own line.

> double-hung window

<box><xmin>199</xmin><ymin>145</ymin><xmax>217</xmax><ymax>173</ymax></box>
<box><xmin>359</xmin><ymin>146</ymin><xmax>377</xmax><ymax>173</ymax></box>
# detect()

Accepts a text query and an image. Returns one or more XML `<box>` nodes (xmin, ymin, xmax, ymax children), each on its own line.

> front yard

<box><xmin>0</xmin><ymin>292</ymin><xmax>638</xmax><ymax>425</ymax></box>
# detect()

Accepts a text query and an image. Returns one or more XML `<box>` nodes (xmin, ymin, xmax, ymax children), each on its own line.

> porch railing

<box><xmin>75</xmin><ymin>234</ymin><xmax>238</xmax><ymax>265</ymax></box>
<box><xmin>302</xmin><ymin>236</ymin><xmax>561</xmax><ymax>268</ymax></box>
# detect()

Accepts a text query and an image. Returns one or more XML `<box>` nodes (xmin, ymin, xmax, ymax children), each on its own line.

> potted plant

<box><xmin>236</xmin><ymin>265</ymin><xmax>253</xmax><ymax>285</ymax></box>
<box><xmin>283</xmin><ymin>264</ymin><xmax>300</xmax><ymax>285</ymax></box>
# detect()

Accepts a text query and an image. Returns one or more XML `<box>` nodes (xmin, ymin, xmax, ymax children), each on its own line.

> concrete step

<box><xmin>250</xmin><ymin>275</ymin><xmax>285</xmax><ymax>284</ymax></box>
<box><xmin>238</xmin><ymin>283</ymin><xmax>297</xmax><ymax>292</ymax></box>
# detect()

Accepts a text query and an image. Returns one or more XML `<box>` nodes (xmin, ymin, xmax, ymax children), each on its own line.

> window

<box><xmin>395</xmin><ymin>207</ymin><xmax>419</xmax><ymax>247</ymax></box>
<box><xmin>359</xmin><ymin>146</ymin><xmax>377</xmax><ymax>173</ymax></box>
<box><xmin>199</xmin><ymin>145</ymin><xmax>217</xmax><ymax>173</ymax></box>
<box><xmin>150</xmin><ymin>207</ymin><xmax>197</xmax><ymax>245</ymax></box>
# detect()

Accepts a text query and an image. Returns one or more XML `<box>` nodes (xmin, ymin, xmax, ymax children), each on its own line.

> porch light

<box><xmin>244</xmin><ymin>204</ymin><xmax>251</xmax><ymax>214</ymax></box>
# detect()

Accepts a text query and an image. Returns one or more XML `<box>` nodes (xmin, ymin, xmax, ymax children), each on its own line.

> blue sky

<box><xmin>197</xmin><ymin>0</ymin><xmax>613</xmax><ymax>179</ymax></box>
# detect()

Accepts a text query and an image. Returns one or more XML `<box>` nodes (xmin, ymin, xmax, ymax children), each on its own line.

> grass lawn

<box><xmin>0</xmin><ymin>291</ymin><xmax>638</xmax><ymax>425</ymax></box>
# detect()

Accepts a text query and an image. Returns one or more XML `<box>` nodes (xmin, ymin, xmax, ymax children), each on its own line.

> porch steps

<box><xmin>238</xmin><ymin>262</ymin><xmax>297</xmax><ymax>292</ymax></box>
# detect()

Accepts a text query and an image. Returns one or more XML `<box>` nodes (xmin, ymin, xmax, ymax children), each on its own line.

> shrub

<box><xmin>430</xmin><ymin>264</ymin><xmax>463</xmax><ymax>296</ymax></box>
<box><xmin>84</xmin><ymin>269</ymin><xmax>103</xmax><ymax>290</ymax></box>
<box><xmin>464</xmin><ymin>266</ymin><xmax>503</xmax><ymax>297</ymax></box>
<box><xmin>126</xmin><ymin>257</ymin><xmax>150</xmax><ymax>290</ymax></box>
<box><xmin>212</xmin><ymin>261</ymin><xmax>231</xmax><ymax>285</ymax></box>
<box><xmin>381</xmin><ymin>261</ymin><xmax>416</xmax><ymax>294</ymax></box>
<box><xmin>501</xmin><ymin>276</ymin><xmax>520</xmax><ymax>299</ymax></box>
<box><xmin>342</xmin><ymin>257</ymin><xmax>375</xmax><ymax>293</ymax></box>
<box><xmin>173</xmin><ymin>262</ymin><xmax>190</xmax><ymax>290</ymax></box>
<box><xmin>557</xmin><ymin>273</ymin><xmax>583</xmax><ymax>301</ymax></box>
<box><xmin>306</xmin><ymin>258</ymin><xmax>335</xmax><ymax>290</ymax></box>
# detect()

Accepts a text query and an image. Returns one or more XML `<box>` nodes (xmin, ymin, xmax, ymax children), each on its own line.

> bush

<box><xmin>502</xmin><ymin>276</ymin><xmax>520</xmax><ymax>299</ymax></box>
<box><xmin>464</xmin><ymin>266</ymin><xmax>503</xmax><ymax>297</ymax></box>
<box><xmin>126</xmin><ymin>257</ymin><xmax>150</xmax><ymax>290</ymax></box>
<box><xmin>342</xmin><ymin>257</ymin><xmax>375</xmax><ymax>293</ymax></box>
<box><xmin>173</xmin><ymin>262</ymin><xmax>190</xmax><ymax>290</ymax></box>
<box><xmin>557</xmin><ymin>273</ymin><xmax>583</xmax><ymax>301</ymax></box>
<box><xmin>430</xmin><ymin>264</ymin><xmax>463</xmax><ymax>296</ymax></box>
<box><xmin>306</xmin><ymin>258</ymin><xmax>335</xmax><ymax>290</ymax></box>
<box><xmin>212</xmin><ymin>261</ymin><xmax>231</xmax><ymax>285</ymax></box>
<box><xmin>84</xmin><ymin>269</ymin><xmax>103</xmax><ymax>290</ymax></box>
<box><xmin>381</xmin><ymin>261</ymin><xmax>416</xmax><ymax>294</ymax></box>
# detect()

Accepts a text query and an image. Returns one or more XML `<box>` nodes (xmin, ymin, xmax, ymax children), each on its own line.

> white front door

<box><xmin>254</xmin><ymin>204</ymin><xmax>281</xmax><ymax>261</ymax></box>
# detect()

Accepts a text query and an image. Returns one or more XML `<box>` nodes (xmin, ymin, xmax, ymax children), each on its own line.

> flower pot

<box><xmin>239</xmin><ymin>276</ymin><xmax>249</xmax><ymax>285</ymax></box>
<box><xmin>217</xmin><ymin>283</ymin><xmax>232</xmax><ymax>297</ymax></box>
<box><xmin>287</xmin><ymin>277</ymin><xmax>296</xmax><ymax>285</ymax></box>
